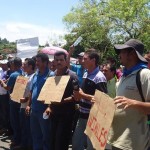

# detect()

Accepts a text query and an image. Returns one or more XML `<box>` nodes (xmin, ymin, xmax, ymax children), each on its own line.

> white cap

<box><xmin>0</xmin><ymin>59</ymin><xmax>8</xmax><ymax>64</ymax></box>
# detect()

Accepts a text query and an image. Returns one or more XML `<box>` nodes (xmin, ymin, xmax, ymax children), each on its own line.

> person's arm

<box><xmin>0</xmin><ymin>79</ymin><xmax>11</xmax><ymax>91</ymax></box>
<box><xmin>67</xmin><ymin>45</ymin><xmax>75</xmax><ymax>68</ymax></box>
<box><xmin>114</xmin><ymin>96</ymin><xmax>150</xmax><ymax>114</ymax></box>
<box><xmin>73</xmin><ymin>88</ymin><xmax>95</xmax><ymax>102</ymax></box>
<box><xmin>25</xmin><ymin>92</ymin><xmax>32</xmax><ymax>115</ymax></box>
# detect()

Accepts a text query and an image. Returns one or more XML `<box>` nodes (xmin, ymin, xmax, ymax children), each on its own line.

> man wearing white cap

<box><xmin>107</xmin><ymin>39</ymin><xmax>150</xmax><ymax>150</ymax></box>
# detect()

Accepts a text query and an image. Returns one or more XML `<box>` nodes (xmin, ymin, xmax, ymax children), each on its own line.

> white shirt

<box><xmin>0</xmin><ymin>67</ymin><xmax>7</xmax><ymax>95</ymax></box>
<box><xmin>21</xmin><ymin>73</ymin><xmax>35</xmax><ymax>108</ymax></box>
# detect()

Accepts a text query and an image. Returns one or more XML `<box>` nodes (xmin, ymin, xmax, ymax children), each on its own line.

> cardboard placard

<box><xmin>10</xmin><ymin>76</ymin><xmax>28</xmax><ymax>103</ymax></box>
<box><xmin>85</xmin><ymin>90</ymin><xmax>115</xmax><ymax>150</ymax></box>
<box><xmin>38</xmin><ymin>76</ymin><xmax>70</xmax><ymax>104</ymax></box>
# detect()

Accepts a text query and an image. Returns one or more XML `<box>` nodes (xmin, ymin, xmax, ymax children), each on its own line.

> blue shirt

<box><xmin>71</xmin><ymin>63</ymin><xmax>85</xmax><ymax>87</ymax></box>
<box><xmin>30</xmin><ymin>68</ymin><xmax>54</xmax><ymax>111</ymax></box>
<box><xmin>7</xmin><ymin>69</ymin><xmax>23</xmax><ymax>94</ymax></box>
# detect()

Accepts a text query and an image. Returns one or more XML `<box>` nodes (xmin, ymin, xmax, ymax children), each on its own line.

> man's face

<box><xmin>82</xmin><ymin>54</ymin><xmax>93</xmax><ymax>69</ymax></box>
<box><xmin>118</xmin><ymin>49</ymin><xmax>130</xmax><ymax>66</ymax></box>
<box><xmin>78</xmin><ymin>56</ymin><xmax>83</xmax><ymax>65</ymax></box>
<box><xmin>22</xmin><ymin>60</ymin><xmax>28</xmax><ymax>72</ymax></box>
<box><xmin>36</xmin><ymin>57</ymin><xmax>46</xmax><ymax>70</ymax></box>
<box><xmin>102</xmin><ymin>64</ymin><xmax>113</xmax><ymax>81</ymax></box>
<box><xmin>55</xmin><ymin>55</ymin><xmax>67</xmax><ymax>70</ymax></box>
<box><xmin>23</xmin><ymin>60</ymin><xmax>32</xmax><ymax>73</ymax></box>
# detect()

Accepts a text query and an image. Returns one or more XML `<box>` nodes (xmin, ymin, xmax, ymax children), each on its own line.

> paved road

<box><xmin>0</xmin><ymin>135</ymin><xmax>11</xmax><ymax>150</ymax></box>
<box><xmin>0</xmin><ymin>134</ymin><xmax>73</xmax><ymax>150</ymax></box>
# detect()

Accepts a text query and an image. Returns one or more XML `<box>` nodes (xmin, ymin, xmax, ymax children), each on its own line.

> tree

<box><xmin>107</xmin><ymin>0</ymin><xmax>150</xmax><ymax>50</ymax></box>
<box><xmin>63</xmin><ymin>0</ymin><xmax>113</xmax><ymax>61</ymax></box>
<box><xmin>63</xmin><ymin>0</ymin><xmax>150</xmax><ymax>61</ymax></box>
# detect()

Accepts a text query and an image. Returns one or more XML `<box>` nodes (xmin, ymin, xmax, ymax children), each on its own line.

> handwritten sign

<box><xmin>11</xmin><ymin>76</ymin><xmax>28</xmax><ymax>103</ymax></box>
<box><xmin>85</xmin><ymin>90</ymin><xmax>115</xmax><ymax>150</ymax></box>
<box><xmin>38</xmin><ymin>76</ymin><xmax>70</xmax><ymax>104</ymax></box>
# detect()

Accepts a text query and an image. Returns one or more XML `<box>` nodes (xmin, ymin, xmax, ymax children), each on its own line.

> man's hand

<box><xmin>0</xmin><ymin>79</ymin><xmax>3</xmax><ymax>87</ymax></box>
<box><xmin>69</xmin><ymin>45</ymin><xmax>75</xmax><ymax>54</ymax></box>
<box><xmin>25</xmin><ymin>106</ymin><xmax>31</xmax><ymax>116</ymax></box>
<box><xmin>114</xmin><ymin>96</ymin><xmax>137</xmax><ymax>109</ymax></box>
<box><xmin>44</xmin><ymin>107</ymin><xmax>51</xmax><ymax>116</ymax></box>
<box><xmin>73</xmin><ymin>88</ymin><xmax>83</xmax><ymax>101</ymax></box>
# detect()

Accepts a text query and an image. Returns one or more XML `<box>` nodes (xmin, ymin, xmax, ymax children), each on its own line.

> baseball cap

<box><xmin>114</xmin><ymin>39</ymin><xmax>147</xmax><ymax>63</ymax></box>
<box><xmin>78</xmin><ymin>52</ymin><xmax>84</xmax><ymax>57</ymax></box>
<box><xmin>0</xmin><ymin>59</ymin><xmax>8</xmax><ymax>64</ymax></box>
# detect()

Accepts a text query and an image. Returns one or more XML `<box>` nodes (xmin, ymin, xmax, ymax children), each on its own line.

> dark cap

<box><xmin>114</xmin><ymin>39</ymin><xmax>147</xmax><ymax>62</ymax></box>
<box><xmin>78</xmin><ymin>52</ymin><xmax>84</xmax><ymax>57</ymax></box>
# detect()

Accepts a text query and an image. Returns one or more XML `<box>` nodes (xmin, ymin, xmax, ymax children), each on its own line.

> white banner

<box><xmin>16</xmin><ymin>37</ymin><xmax>39</xmax><ymax>59</ymax></box>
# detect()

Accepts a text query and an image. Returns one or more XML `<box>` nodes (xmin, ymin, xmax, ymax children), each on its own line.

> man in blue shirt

<box><xmin>0</xmin><ymin>57</ymin><xmax>23</xmax><ymax>149</ymax></box>
<box><xmin>68</xmin><ymin>46</ymin><xmax>85</xmax><ymax>87</ymax></box>
<box><xmin>26</xmin><ymin>53</ymin><xmax>54</xmax><ymax>150</ymax></box>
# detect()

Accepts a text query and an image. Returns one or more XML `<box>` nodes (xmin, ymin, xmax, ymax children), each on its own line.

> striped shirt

<box><xmin>79</xmin><ymin>67</ymin><xmax>107</xmax><ymax>119</ymax></box>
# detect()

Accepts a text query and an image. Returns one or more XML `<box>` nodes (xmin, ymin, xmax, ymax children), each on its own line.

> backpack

<box><xmin>136</xmin><ymin>68</ymin><xmax>150</xmax><ymax>125</ymax></box>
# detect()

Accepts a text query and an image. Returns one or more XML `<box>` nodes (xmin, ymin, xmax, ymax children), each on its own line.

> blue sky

<box><xmin>0</xmin><ymin>0</ymin><xmax>79</xmax><ymax>45</ymax></box>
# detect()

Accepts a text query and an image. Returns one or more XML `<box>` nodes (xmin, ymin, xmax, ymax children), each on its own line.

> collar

<box><xmin>36</xmin><ymin>67</ymin><xmax>49</xmax><ymax>77</ymax></box>
<box><xmin>87</xmin><ymin>66</ymin><xmax>99</xmax><ymax>76</ymax></box>
<box><xmin>55</xmin><ymin>67</ymin><xmax>69</xmax><ymax>76</ymax></box>
<box><xmin>123</xmin><ymin>62</ymin><xmax>147</xmax><ymax>77</ymax></box>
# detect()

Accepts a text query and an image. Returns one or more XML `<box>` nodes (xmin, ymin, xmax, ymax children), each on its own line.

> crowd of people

<box><xmin>0</xmin><ymin>38</ymin><xmax>150</xmax><ymax>150</ymax></box>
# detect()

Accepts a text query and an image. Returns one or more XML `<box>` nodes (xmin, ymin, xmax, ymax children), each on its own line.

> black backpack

<box><xmin>136</xmin><ymin>68</ymin><xmax>150</xmax><ymax>125</ymax></box>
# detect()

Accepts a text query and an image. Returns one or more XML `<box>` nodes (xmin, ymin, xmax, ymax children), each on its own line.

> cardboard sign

<box><xmin>85</xmin><ymin>90</ymin><xmax>115</xmax><ymax>150</ymax></box>
<box><xmin>38</xmin><ymin>76</ymin><xmax>70</xmax><ymax>104</ymax></box>
<box><xmin>10</xmin><ymin>76</ymin><xmax>28</xmax><ymax>103</ymax></box>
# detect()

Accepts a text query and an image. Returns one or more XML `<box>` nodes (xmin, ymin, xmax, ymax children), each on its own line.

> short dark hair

<box><xmin>54</xmin><ymin>51</ymin><xmax>67</xmax><ymax>61</ymax></box>
<box><xmin>25</xmin><ymin>58</ymin><xmax>35</xmax><ymax>70</ymax></box>
<box><xmin>36</xmin><ymin>53</ymin><xmax>49</xmax><ymax>65</ymax></box>
<box><xmin>13</xmin><ymin>57</ymin><xmax>22</xmax><ymax>68</ymax></box>
<box><xmin>7</xmin><ymin>58</ymin><xmax>14</xmax><ymax>68</ymax></box>
<box><xmin>84</xmin><ymin>50</ymin><xmax>99</xmax><ymax>66</ymax></box>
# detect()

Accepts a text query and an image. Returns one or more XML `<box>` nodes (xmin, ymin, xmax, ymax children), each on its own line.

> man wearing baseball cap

<box><xmin>107</xmin><ymin>39</ymin><xmax>150</xmax><ymax>150</ymax></box>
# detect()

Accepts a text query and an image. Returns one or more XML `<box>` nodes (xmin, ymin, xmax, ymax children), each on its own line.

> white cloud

<box><xmin>0</xmin><ymin>22</ymin><xmax>68</xmax><ymax>45</ymax></box>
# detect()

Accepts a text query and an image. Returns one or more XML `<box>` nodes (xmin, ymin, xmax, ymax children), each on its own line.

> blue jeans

<box><xmin>30</xmin><ymin>109</ymin><xmax>51</xmax><ymax>150</ymax></box>
<box><xmin>72</xmin><ymin>118</ymin><xmax>94</xmax><ymax>150</ymax></box>
<box><xmin>10</xmin><ymin>100</ymin><xmax>21</xmax><ymax>145</ymax></box>
<box><xmin>20</xmin><ymin>108</ymin><xmax>32</xmax><ymax>147</ymax></box>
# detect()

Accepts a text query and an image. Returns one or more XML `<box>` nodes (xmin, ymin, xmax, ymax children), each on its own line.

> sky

<box><xmin>0</xmin><ymin>0</ymin><xmax>79</xmax><ymax>45</ymax></box>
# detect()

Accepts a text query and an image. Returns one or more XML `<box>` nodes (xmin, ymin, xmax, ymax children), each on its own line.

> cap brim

<box><xmin>114</xmin><ymin>44</ymin><xmax>148</xmax><ymax>63</ymax></box>
<box><xmin>136</xmin><ymin>51</ymin><xmax>147</xmax><ymax>63</ymax></box>
<box><xmin>114</xmin><ymin>44</ymin><xmax>132</xmax><ymax>54</ymax></box>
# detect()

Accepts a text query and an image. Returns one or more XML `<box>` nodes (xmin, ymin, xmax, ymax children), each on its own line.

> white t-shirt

<box><xmin>0</xmin><ymin>67</ymin><xmax>7</xmax><ymax>95</ymax></box>
<box><xmin>21</xmin><ymin>73</ymin><xmax>35</xmax><ymax>108</ymax></box>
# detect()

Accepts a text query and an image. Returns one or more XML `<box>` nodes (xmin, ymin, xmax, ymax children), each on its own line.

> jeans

<box><xmin>51</xmin><ymin>113</ymin><xmax>74</xmax><ymax>150</ymax></box>
<box><xmin>20</xmin><ymin>108</ymin><xmax>32</xmax><ymax>147</ymax></box>
<box><xmin>72</xmin><ymin>118</ymin><xmax>94</xmax><ymax>150</ymax></box>
<box><xmin>10</xmin><ymin>100</ymin><xmax>21</xmax><ymax>145</ymax></box>
<box><xmin>30</xmin><ymin>109</ymin><xmax>51</xmax><ymax>150</ymax></box>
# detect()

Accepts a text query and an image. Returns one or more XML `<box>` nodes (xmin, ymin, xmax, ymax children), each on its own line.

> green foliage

<box><xmin>63</xmin><ymin>0</ymin><xmax>150</xmax><ymax>63</ymax></box>
<box><xmin>0</xmin><ymin>38</ymin><xmax>16</xmax><ymax>54</ymax></box>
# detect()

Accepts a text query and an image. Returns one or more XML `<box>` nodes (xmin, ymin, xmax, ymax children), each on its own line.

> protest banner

<box><xmin>38</xmin><ymin>76</ymin><xmax>70</xmax><ymax>104</ymax></box>
<box><xmin>16</xmin><ymin>37</ymin><xmax>39</xmax><ymax>59</ymax></box>
<box><xmin>10</xmin><ymin>76</ymin><xmax>28</xmax><ymax>103</ymax></box>
<box><xmin>85</xmin><ymin>90</ymin><xmax>115</xmax><ymax>150</ymax></box>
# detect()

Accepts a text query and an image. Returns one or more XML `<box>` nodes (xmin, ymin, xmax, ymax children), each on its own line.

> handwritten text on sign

<box><xmin>10</xmin><ymin>76</ymin><xmax>28</xmax><ymax>103</ymax></box>
<box><xmin>85</xmin><ymin>90</ymin><xmax>115</xmax><ymax>150</ymax></box>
